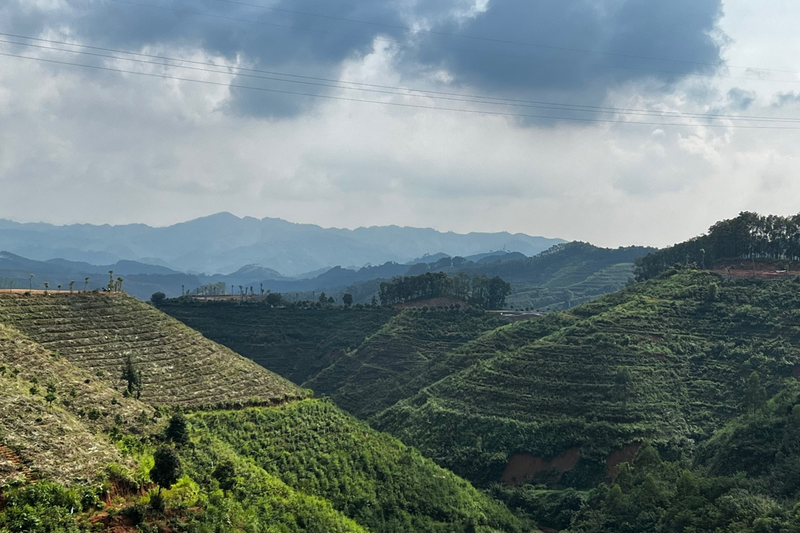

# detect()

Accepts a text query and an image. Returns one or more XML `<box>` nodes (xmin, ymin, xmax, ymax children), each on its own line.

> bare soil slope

<box><xmin>0</xmin><ymin>293</ymin><xmax>304</xmax><ymax>408</ymax></box>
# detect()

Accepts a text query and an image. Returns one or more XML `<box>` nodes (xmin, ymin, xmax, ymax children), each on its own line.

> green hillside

<box><xmin>373</xmin><ymin>270</ymin><xmax>800</xmax><ymax>488</ymax></box>
<box><xmin>191</xmin><ymin>400</ymin><xmax>522</xmax><ymax>533</ymax></box>
<box><xmin>159</xmin><ymin>301</ymin><xmax>396</xmax><ymax>384</ymax></box>
<box><xmin>0</xmin><ymin>292</ymin><xmax>529</xmax><ymax>533</ymax></box>
<box><xmin>304</xmin><ymin>310</ymin><xmax>510</xmax><ymax>418</ymax></box>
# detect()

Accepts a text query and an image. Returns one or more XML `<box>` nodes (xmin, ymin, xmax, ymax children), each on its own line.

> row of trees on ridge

<box><xmin>635</xmin><ymin>211</ymin><xmax>800</xmax><ymax>280</ymax></box>
<box><xmin>378</xmin><ymin>271</ymin><xmax>511</xmax><ymax>309</ymax></box>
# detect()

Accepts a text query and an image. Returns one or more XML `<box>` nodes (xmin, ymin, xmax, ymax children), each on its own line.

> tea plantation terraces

<box><xmin>0</xmin><ymin>291</ymin><xmax>530</xmax><ymax>533</ymax></box>
<box><xmin>373</xmin><ymin>270</ymin><xmax>800</xmax><ymax>487</ymax></box>
<box><xmin>0</xmin><ymin>292</ymin><xmax>303</xmax><ymax>407</ymax></box>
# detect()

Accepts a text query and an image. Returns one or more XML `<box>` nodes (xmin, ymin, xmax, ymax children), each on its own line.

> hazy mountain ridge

<box><xmin>0</xmin><ymin>213</ymin><xmax>564</xmax><ymax>276</ymax></box>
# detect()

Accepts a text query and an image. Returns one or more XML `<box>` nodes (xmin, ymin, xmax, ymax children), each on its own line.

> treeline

<box><xmin>378</xmin><ymin>271</ymin><xmax>511</xmax><ymax>309</ymax></box>
<box><xmin>635</xmin><ymin>211</ymin><xmax>800</xmax><ymax>280</ymax></box>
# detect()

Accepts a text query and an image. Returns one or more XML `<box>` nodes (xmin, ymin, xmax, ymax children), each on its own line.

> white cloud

<box><xmin>0</xmin><ymin>0</ymin><xmax>798</xmax><ymax>253</ymax></box>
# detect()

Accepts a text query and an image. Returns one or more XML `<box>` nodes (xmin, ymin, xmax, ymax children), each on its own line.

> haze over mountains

<box><xmin>0</xmin><ymin>213</ymin><xmax>564</xmax><ymax>276</ymax></box>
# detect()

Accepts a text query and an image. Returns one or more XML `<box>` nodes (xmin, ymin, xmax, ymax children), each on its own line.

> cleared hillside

<box><xmin>0</xmin><ymin>321</ymin><xmax>152</xmax><ymax>484</ymax></box>
<box><xmin>0</xmin><ymin>293</ymin><xmax>304</xmax><ymax>407</ymax></box>
<box><xmin>372</xmin><ymin>270</ymin><xmax>800</xmax><ymax>488</ymax></box>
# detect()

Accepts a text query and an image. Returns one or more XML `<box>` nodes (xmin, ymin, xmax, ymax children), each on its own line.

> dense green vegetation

<box><xmin>373</xmin><ymin>270</ymin><xmax>800</xmax><ymax>489</ymax></box>
<box><xmin>191</xmin><ymin>400</ymin><xmax>523</xmax><ymax>533</ymax></box>
<box><xmin>635</xmin><ymin>211</ymin><xmax>800</xmax><ymax>280</ymax></box>
<box><xmin>160</xmin><ymin>301</ymin><xmax>396</xmax><ymax>384</ymax></box>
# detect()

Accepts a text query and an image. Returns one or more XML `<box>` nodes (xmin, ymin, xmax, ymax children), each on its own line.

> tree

<box><xmin>69</xmin><ymin>280</ymin><xmax>75</xmax><ymax>294</ymax></box>
<box><xmin>29</xmin><ymin>273</ymin><xmax>33</xmax><ymax>291</ymax></box>
<box><xmin>342</xmin><ymin>293</ymin><xmax>353</xmax><ymax>307</ymax></box>
<box><xmin>165</xmin><ymin>412</ymin><xmax>190</xmax><ymax>444</ymax></box>
<box><xmin>84</xmin><ymin>277</ymin><xmax>89</xmax><ymax>292</ymax></box>
<box><xmin>122</xmin><ymin>353</ymin><xmax>142</xmax><ymax>399</ymax></box>
<box><xmin>150</xmin><ymin>445</ymin><xmax>182</xmax><ymax>495</ymax></box>
<box><xmin>43</xmin><ymin>282</ymin><xmax>49</xmax><ymax>295</ymax></box>
<box><xmin>743</xmin><ymin>371</ymin><xmax>767</xmax><ymax>417</ymax></box>
<box><xmin>212</xmin><ymin>460</ymin><xmax>237</xmax><ymax>492</ymax></box>
<box><xmin>116</xmin><ymin>277</ymin><xmax>124</xmax><ymax>292</ymax></box>
<box><xmin>108</xmin><ymin>270</ymin><xmax>114</xmax><ymax>291</ymax></box>
<box><xmin>319</xmin><ymin>292</ymin><xmax>328</xmax><ymax>304</ymax></box>
<box><xmin>151</xmin><ymin>292</ymin><xmax>166</xmax><ymax>306</ymax></box>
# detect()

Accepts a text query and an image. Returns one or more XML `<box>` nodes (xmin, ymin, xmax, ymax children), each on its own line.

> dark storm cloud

<box><xmin>405</xmin><ymin>0</ymin><xmax>724</xmax><ymax>96</ymax></box>
<box><xmin>4</xmin><ymin>0</ymin><xmax>724</xmax><ymax>118</ymax></box>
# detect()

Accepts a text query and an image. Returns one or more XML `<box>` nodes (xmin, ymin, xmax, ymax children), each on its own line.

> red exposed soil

<box><xmin>0</xmin><ymin>442</ymin><xmax>34</xmax><ymax>482</ymax></box>
<box><xmin>606</xmin><ymin>442</ymin><xmax>642</xmax><ymax>480</ymax></box>
<box><xmin>501</xmin><ymin>448</ymin><xmax>580</xmax><ymax>486</ymax></box>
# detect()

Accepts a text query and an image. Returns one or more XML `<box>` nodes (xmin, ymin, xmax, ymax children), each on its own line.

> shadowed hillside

<box><xmin>304</xmin><ymin>310</ymin><xmax>510</xmax><ymax>418</ymax></box>
<box><xmin>159</xmin><ymin>303</ymin><xmax>397</xmax><ymax>384</ymax></box>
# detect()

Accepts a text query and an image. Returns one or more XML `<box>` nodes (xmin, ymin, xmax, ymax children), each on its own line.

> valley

<box><xmin>5</xmin><ymin>212</ymin><xmax>800</xmax><ymax>532</ymax></box>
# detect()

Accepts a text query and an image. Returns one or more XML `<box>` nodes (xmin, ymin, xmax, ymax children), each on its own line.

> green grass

<box><xmin>304</xmin><ymin>309</ymin><xmax>509</xmax><ymax>418</ymax></box>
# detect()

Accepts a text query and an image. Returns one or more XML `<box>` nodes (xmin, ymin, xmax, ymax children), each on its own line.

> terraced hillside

<box><xmin>160</xmin><ymin>302</ymin><xmax>396</xmax><ymax>384</ymax></box>
<box><xmin>0</xmin><ymin>292</ymin><xmax>531</xmax><ymax>533</ymax></box>
<box><xmin>372</xmin><ymin>270</ymin><xmax>800</xmax><ymax>488</ymax></box>
<box><xmin>305</xmin><ymin>310</ymin><xmax>512</xmax><ymax>418</ymax></box>
<box><xmin>0</xmin><ymin>293</ymin><xmax>304</xmax><ymax>407</ymax></box>
<box><xmin>0</xmin><ymin>321</ymin><xmax>148</xmax><ymax>484</ymax></box>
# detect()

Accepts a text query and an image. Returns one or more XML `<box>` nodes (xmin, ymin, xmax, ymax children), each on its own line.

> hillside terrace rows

<box><xmin>372</xmin><ymin>272</ymin><xmax>800</xmax><ymax>486</ymax></box>
<box><xmin>304</xmin><ymin>311</ymin><xmax>508</xmax><ymax>418</ymax></box>
<box><xmin>0</xmin><ymin>293</ymin><xmax>304</xmax><ymax>407</ymax></box>
<box><xmin>161</xmin><ymin>304</ymin><xmax>396</xmax><ymax>384</ymax></box>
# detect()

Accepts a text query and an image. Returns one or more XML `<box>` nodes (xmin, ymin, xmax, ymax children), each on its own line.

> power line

<box><xmin>103</xmin><ymin>0</ymin><xmax>800</xmax><ymax>83</ymax></box>
<box><xmin>4</xmin><ymin>34</ymin><xmax>800</xmax><ymax>124</ymax></box>
<box><xmin>3</xmin><ymin>50</ymin><xmax>800</xmax><ymax>130</ymax></box>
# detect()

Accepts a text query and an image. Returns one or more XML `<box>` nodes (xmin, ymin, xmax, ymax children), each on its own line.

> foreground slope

<box><xmin>0</xmin><ymin>292</ymin><xmax>529</xmax><ymax>533</ymax></box>
<box><xmin>373</xmin><ymin>270</ymin><xmax>800</xmax><ymax>487</ymax></box>
<box><xmin>0</xmin><ymin>321</ymin><xmax>148</xmax><ymax>484</ymax></box>
<box><xmin>0</xmin><ymin>292</ymin><xmax>303</xmax><ymax>407</ymax></box>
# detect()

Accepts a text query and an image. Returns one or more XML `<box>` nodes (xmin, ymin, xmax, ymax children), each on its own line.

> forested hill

<box><xmin>635</xmin><ymin>211</ymin><xmax>800</xmax><ymax>280</ymax></box>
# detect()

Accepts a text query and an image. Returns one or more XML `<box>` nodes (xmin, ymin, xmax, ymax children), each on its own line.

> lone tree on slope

<box><xmin>150</xmin><ymin>445</ymin><xmax>183</xmax><ymax>496</ymax></box>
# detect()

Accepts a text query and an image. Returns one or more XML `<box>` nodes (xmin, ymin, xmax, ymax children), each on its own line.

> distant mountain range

<box><xmin>0</xmin><ymin>213</ymin><xmax>564</xmax><ymax>276</ymax></box>
<box><xmin>0</xmin><ymin>249</ymin><xmax>542</xmax><ymax>300</ymax></box>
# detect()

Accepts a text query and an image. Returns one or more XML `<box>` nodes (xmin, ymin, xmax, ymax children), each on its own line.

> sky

<box><xmin>1</xmin><ymin>0</ymin><xmax>799</xmax><ymax>248</ymax></box>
